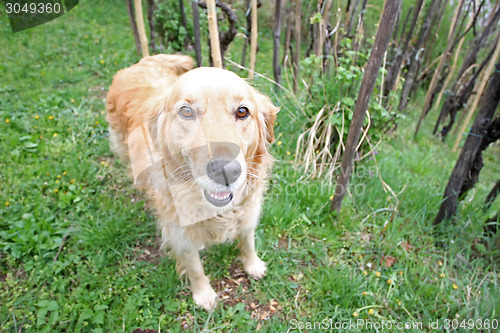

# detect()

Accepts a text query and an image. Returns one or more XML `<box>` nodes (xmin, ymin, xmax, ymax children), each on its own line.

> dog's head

<box><xmin>155</xmin><ymin>67</ymin><xmax>278</xmax><ymax>209</ymax></box>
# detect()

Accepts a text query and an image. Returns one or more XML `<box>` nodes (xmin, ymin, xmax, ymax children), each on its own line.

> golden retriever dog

<box><xmin>106</xmin><ymin>54</ymin><xmax>278</xmax><ymax>310</ymax></box>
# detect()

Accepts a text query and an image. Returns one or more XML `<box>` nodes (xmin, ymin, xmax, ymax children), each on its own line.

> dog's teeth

<box><xmin>209</xmin><ymin>191</ymin><xmax>231</xmax><ymax>201</ymax></box>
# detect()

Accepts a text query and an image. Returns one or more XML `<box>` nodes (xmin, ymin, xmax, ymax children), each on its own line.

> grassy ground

<box><xmin>1</xmin><ymin>0</ymin><xmax>499</xmax><ymax>332</ymax></box>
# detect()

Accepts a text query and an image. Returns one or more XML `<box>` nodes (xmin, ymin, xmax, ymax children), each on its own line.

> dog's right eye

<box><xmin>178</xmin><ymin>106</ymin><xmax>196</xmax><ymax>120</ymax></box>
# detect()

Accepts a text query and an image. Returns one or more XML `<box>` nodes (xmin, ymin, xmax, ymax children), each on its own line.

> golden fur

<box><xmin>106</xmin><ymin>54</ymin><xmax>278</xmax><ymax>310</ymax></box>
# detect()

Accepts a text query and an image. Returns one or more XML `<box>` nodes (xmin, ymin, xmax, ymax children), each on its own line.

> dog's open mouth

<box><xmin>204</xmin><ymin>190</ymin><xmax>233</xmax><ymax>207</ymax></box>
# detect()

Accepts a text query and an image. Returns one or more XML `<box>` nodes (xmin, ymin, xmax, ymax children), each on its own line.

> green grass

<box><xmin>1</xmin><ymin>0</ymin><xmax>500</xmax><ymax>332</ymax></box>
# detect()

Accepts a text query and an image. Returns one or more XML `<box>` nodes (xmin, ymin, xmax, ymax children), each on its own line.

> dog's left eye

<box><xmin>235</xmin><ymin>107</ymin><xmax>249</xmax><ymax>120</ymax></box>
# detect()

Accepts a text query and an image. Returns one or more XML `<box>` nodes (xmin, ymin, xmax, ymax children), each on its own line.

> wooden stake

<box><xmin>293</xmin><ymin>0</ymin><xmax>302</xmax><ymax>91</ymax></box>
<box><xmin>134</xmin><ymin>0</ymin><xmax>150</xmax><ymax>57</ymax></box>
<box><xmin>331</xmin><ymin>0</ymin><xmax>401</xmax><ymax>212</ymax></box>
<box><xmin>273</xmin><ymin>0</ymin><xmax>283</xmax><ymax>84</ymax></box>
<box><xmin>434</xmin><ymin>62</ymin><xmax>500</xmax><ymax>225</ymax></box>
<box><xmin>414</xmin><ymin>0</ymin><xmax>464</xmax><ymax>138</ymax></box>
<box><xmin>126</xmin><ymin>0</ymin><xmax>141</xmax><ymax>57</ymax></box>
<box><xmin>316</xmin><ymin>0</ymin><xmax>333</xmax><ymax>58</ymax></box>
<box><xmin>191</xmin><ymin>0</ymin><xmax>202</xmax><ymax>67</ymax></box>
<box><xmin>452</xmin><ymin>32</ymin><xmax>500</xmax><ymax>152</ymax></box>
<box><xmin>207</xmin><ymin>0</ymin><xmax>222</xmax><ymax>68</ymax></box>
<box><xmin>249</xmin><ymin>0</ymin><xmax>258</xmax><ymax>78</ymax></box>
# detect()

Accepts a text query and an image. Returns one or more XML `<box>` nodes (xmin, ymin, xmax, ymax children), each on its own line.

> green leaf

<box><xmin>94</xmin><ymin>304</ymin><xmax>108</xmax><ymax>311</ymax></box>
<box><xmin>93</xmin><ymin>311</ymin><xmax>104</xmax><ymax>324</ymax></box>
<box><xmin>48</xmin><ymin>310</ymin><xmax>59</xmax><ymax>325</ymax></box>
<box><xmin>47</xmin><ymin>300</ymin><xmax>59</xmax><ymax>311</ymax></box>
<box><xmin>342</xmin><ymin>97</ymin><xmax>355</xmax><ymax>107</ymax></box>
<box><xmin>23</xmin><ymin>142</ymin><xmax>38</xmax><ymax>148</ymax></box>
<box><xmin>79</xmin><ymin>308</ymin><xmax>94</xmax><ymax>321</ymax></box>
<box><xmin>38</xmin><ymin>300</ymin><xmax>49</xmax><ymax>308</ymax></box>
<box><xmin>37</xmin><ymin>308</ymin><xmax>48</xmax><ymax>326</ymax></box>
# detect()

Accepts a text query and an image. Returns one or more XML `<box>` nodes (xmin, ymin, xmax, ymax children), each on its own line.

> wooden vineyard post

<box><xmin>452</xmin><ymin>32</ymin><xmax>500</xmax><ymax>152</ymax></box>
<box><xmin>191</xmin><ymin>0</ymin><xmax>202</xmax><ymax>66</ymax></box>
<box><xmin>434</xmin><ymin>63</ymin><xmax>500</xmax><ymax>225</ymax></box>
<box><xmin>331</xmin><ymin>0</ymin><xmax>401</xmax><ymax>212</ymax></box>
<box><xmin>207</xmin><ymin>0</ymin><xmax>222</xmax><ymax>68</ymax></box>
<box><xmin>126</xmin><ymin>0</ymin><xmax>141</xmax><ymax>57</ymax></box>
<box><xmin>249</xmin><ymin>0</ymin><xmax>258</xmax><ymax>78</ymax></box>
<box><xmin>272</xmin><ymin>0</ymin><xmax>283</xmax><ymax>84</ymax></box>
<box><xmin>413</xmin><ymin>0</ymin><xmax>464</xmax><ymax>138</ymax></box>
<box><xmin>134</xmin><ymin>0</ymin><xmax>150</xmax><ymax>57</ymax></box>
<box><xmin>292</xmin><ymin>0</ymin><xmax>302</xmax><ymax>91</ymax></box>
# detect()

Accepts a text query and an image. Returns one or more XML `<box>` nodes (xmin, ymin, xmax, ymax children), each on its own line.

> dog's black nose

<box><xmin>206</xmin><ymin>159</ymin><xmax>242</xmax><ymax>185</ymax></box>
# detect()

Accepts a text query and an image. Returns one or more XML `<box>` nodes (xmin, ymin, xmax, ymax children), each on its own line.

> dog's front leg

<box><xmin>173</xmin><ymin>249</ymin><xmax>217</xmax><ymax>311</ymax></box>
<box><xmin>238</xmin><ymin>229</ymin><xmax>267</xmax><ymax>280</ymax></box>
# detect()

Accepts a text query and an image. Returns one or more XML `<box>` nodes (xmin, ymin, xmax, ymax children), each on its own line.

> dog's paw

<box><xmin>243</xmin><ymin>257</ymin><xmax>267</xmax><ymax>280</ymax></box>
<box><xmin>192</xmin><ymin>287</ymin><xmax>217</xmax><ymax>311</ymax></box>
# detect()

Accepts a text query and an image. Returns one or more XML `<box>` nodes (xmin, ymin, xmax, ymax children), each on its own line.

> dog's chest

<box><xmin>188</xmin><ymin>207</ymin><xmax>244</xmax><ymax>244</ymax></box>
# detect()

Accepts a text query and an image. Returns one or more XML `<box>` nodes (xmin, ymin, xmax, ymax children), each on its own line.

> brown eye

<box><xmin>179</xmin><ymin>106</ymin><xmax>195</xmax><ymax>120</ymax></box>
<box><xmin>236</xmin><ymin>106</ymin><xmax>249</xmax><ymax>120</ymax></box>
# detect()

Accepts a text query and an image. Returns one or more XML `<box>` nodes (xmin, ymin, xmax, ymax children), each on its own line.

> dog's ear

<box><xmin>255</xmin><ymin>91</ymin><xmax>279</xmax><ymax>145</ymax></box>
